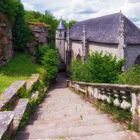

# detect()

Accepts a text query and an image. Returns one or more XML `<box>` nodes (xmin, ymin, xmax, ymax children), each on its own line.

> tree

<box><xmin>12</xmin><ymin>1</ymin><xmax>32</xmax><ymax>50</ymax></box>
<box><xmin>42</xmin><ymin>48</ymin><xmax>60</xmax><ymax>82</ymax></box>
<box><xmin>0</xmin><ymin>0</ymin><xmax>17</xmax><ymax>23</ymax></box>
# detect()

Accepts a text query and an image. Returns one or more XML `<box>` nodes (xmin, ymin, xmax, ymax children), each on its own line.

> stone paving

<box><xmin>16</xmin><ymin>73</ymin><xmax>139</xmax><ymax>140</ymax></box>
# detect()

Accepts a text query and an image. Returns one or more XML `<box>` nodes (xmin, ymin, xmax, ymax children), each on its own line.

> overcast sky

<box><xmin>21</xmin><ymin>0</ymin><xmax>140</xmax><ymax>28</ymax></box>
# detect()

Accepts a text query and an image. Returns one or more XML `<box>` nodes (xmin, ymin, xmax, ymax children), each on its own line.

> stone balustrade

<box><xmin>67</xmin><ymin>80</ymin><xmax>140</xmax><ymax>130</ymax></box>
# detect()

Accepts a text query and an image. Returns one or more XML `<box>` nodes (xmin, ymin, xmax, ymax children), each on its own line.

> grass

<box><xmin>0</xmin><ymin>52</ymin><xmax>45</xmax><ymax>94</ymax></box>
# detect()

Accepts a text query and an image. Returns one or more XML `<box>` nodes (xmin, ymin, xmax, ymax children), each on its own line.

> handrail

<box><xmin>67</xmin><ymin>79</ymin><xmax>140</xmax><ymax>130</ymax></box>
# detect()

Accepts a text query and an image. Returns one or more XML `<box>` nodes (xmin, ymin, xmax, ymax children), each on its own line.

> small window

<box><xmin>59</xmin><ymin>33</ymin><xmax>62</xmax><ymax>37</ymax></box>
<box><xmin>60</xmin><ymin>41</ymin><xmax>61</xmax><ymax>45</ymax></box>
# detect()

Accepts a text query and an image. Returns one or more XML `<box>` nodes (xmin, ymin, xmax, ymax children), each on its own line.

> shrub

<box><xmin>117</xmin><ymin>65</ymin><xmax>140</xmax><ymax>85</ymax></box>
<box><xmin>86</xmin><ymin>52</ymin><xmax>124</xmax><ymax>83</ymax></box>
<box><xmin>36</xmin><ymin>45</ymin><xmax>49</xmax><ymax>64</ymax></box>
<box><xmin>42</xmin><ymin>48</ymin><xmax>60</xmax><ymax>82</ymax></box>
<box><xmin>69</xmin><ymin>60</ymin><xmax>90</xmax><ymax>82</ymax></box>
<box><xmin>70</xmin><ymin>52</ymin><xmax>124</xmax><ymax>83</ymax></box>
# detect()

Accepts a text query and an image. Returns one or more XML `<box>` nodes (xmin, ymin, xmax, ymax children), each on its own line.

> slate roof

<box><xmin>57</xmin><ymin>19</ymin><xmax>66</xmax><ymax>30</ymax></box>
<box><xmin>70</xmin><ymin>13</ymin><xmax>140</xmax><ymax>45</ymax></box>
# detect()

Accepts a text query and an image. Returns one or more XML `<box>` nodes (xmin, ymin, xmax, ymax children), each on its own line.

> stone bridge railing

<box><xmin>66</xmin><ymin>80</ymin><xmax>140</xmax><ymax>130</ymax></box>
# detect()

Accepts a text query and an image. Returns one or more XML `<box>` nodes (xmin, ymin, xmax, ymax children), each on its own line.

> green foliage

<box><xmin>12</xmin><ymin>1</ymin><xmax>32</xmax><ymax>50</ymax></box>
<box><xmin>70</xmin><ymin>52</ymin><xmax>124</xmax><ymax>83</ymax></box>
<box><xmin>69</xmin><ymin>60</ymin><xmax>90</xmax><ymax>82</ymax></box>
<box><xmin>0</xmin><ymin>53</ymin><xmax>44</xmax><ymax>94</ymax></box>
<box><xmin>18</xmin><ymin>80</ymin><xmax>47</xmax><ymax>131</ymax></box>
<box><xmin>96</xmin><ymin>101</ymin><xmax>132</xmax><ymax>123</ymax></box>
<box><xmin>0</xmin><ymin>0</ymin><xmax>17</xmax><ymax>22</ymax></box>
<box><xmin>65</xmin><ymin>20</ymin><xmax>77</xmax><ymax>28</ymax></box>
<box><xmin>117</xmin><ymin>65</ymin><xmax>140</xmax><ymax>85</ymax></box>
<box><xmin>36</xmin><ymin>45</ymin><xmax>49</xmax><ymax>64</ymax></box>
<box><xmin>25</xmin><ymin>10</ymin><xmax>58</xmax><ymax>40</ymax></box>
<box><xmin>42</xmin><ymin>48</ymin><xmax>60</xmax><ymax>82</ymax></box>
<box><xmin>25</xmin><ymin>10</ymin><xmax>77</xmax><ymax>40</ymax></box>
<box><xmin>0</xmin><ymin>0</ymin><xmax>32</xmax><ymax>50</ymax></box>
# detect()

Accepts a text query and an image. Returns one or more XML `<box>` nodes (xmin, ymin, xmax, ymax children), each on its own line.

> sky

<box><xmin>21</xmin><ymin>0</ymin><xmax>140</xmax><ymax>28</ymax></box>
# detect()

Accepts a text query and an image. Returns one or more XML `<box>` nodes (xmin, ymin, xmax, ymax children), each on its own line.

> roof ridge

<box><xmin>78</xmin><ymin>12</ymin><xmax>122</xmax><ymax>24</ymax></box>
<box><xmin>70</xmin><ymin>12</ymin><xmax>140</xmax><ymax>44</ymax></box>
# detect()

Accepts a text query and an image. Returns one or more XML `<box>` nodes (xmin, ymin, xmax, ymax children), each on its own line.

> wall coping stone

<box><xmin>26</xmin><ymin>74</ymin><xmax>40</xmax><ymax>90</ymax></box>
<box><xmin>0</xmin><ymin>111</ymin><xmax>14</xmax><ymax>139</ymax></box>
<box><xmin>0</xmin><ymin>81</ymin><xmax>26</xmax><ymax>110</ymax></box>
<box><xmin>67</xmin><ymin>80</ymin><xmax>140</xmax><ymax>92</ymax></box>
<box><xmin>13</xmin><ymin>99</ymin><xmax>29</xmax><ymax>131</ymax></box>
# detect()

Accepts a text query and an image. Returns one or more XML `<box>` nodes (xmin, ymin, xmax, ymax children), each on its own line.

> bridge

<box><xmin>16</xmin><ymin>73</ymin><xmax>140</xmax><ymax>140</ymax></box>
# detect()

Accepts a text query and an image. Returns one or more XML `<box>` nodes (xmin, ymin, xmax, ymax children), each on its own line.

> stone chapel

<box><xmin>56</xmin><ymin>12</ymin><xmax>140</xmax><ymax>70</ymax></box>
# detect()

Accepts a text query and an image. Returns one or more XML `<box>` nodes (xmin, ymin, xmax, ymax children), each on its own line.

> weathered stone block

<box><xmin>0</xmin><ymin>80</ymin><xmax>26</xmax><ymax>111</ymax></box>
<box><xmin>0</xmin><ymin>111</ymin><xmax>14</xmax><ymax>139</ymax></box>
<box><xmin>13</xmin><ymin>99</ymin><xmax>29</xmax><ymax>131</ymax></box>
<box><xmin>26</xmin><ymin>74</ymin><xmax>40</xmax><ymax>90</ymax></box>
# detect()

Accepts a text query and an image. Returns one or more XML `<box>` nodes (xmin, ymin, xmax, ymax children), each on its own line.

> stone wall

<box><xmin>71</xmin><ymin>41</ymin><xmax>83</xmax><ymax>59</ymax></box>
<box><xmin>0</xmin><ymin>13</ymin><xmax>13</xmax><ymax>66</ymax></box>
<box><xmin>125</xmin><ymin>45</ymin><xmax>140</xmax><ymax>70</ymax></box>
<box><xmin>89</xmin><ymin>43</ymin><xmax>118</xmax><ymax>57</ymax></box>
<box><xmin>69</xmin><ymin>41</ymin><xmax>118</xmax><ymax>60</ymax></box>
<box><xmin>0</xmin><ymin>74</ymin><xmax>47</xmax><ymax>139</ymax></box>
<box><xmin>66</xmin><ymin>41</ymin><xmax>140</xmax><ymax>70</ymax></box>
<box><xmin>28</xmin><ymin>22</ymin><xmax>49</xmax><ymax>55</ymax></box>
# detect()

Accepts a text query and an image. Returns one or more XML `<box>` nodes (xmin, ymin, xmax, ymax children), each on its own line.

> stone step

<box><xmin>28</xmin><ymin>114</ymin><xmax>113</xmax><ymax>126</ymax></box>
<box><xmin>32</xmin><ymin>112</ymin><xmax>109</xmax><ymax>122</ymax></box>
<box><xmin>19</xmin><ymin>131</ymin><xmax>139</xmax><ymax>140</ymax></box>
<box><xmin>13</xmin><ymin>99</ymin><xmax>29</xmax><ymax>132</ymax></box>
<box><xmin>30</xmin><ymin>114</ymin><xmax>112</xmax><ymax>124</ymax></box>
<box><xmin>35</xmin><ymin>109</ymin><xmax>102</xmax><ymax>119</ymax></box>
<box><xmin>0</xmin><ymin>80</ymin><xmax>26</xmax><ymax>111</ymax></box>
<box><xmin>39</xmin><ymin>101</ymin><xmax>94</xmax><ymax>108</ymax></box>
<box><xmin>26</xmin><ymin>119</ymin><xmax>118</xmax><ymax>131</ymax></box>
<box><xmin>17</xmin><ymin>123</ymin><xmax>124</xmax><ymax>139</ymax></box>
<box><xmin>0</xmin><ymin>111</ymin><xmax>14</xmax><ymax>139</ymax></box>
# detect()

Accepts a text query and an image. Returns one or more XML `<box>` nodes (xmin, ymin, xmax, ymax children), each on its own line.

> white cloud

<box><xmin>21</xmin><ymin>0</ymin><xmax>140</xmax><ymax>28</ymax></box>
<box><xmin>22</xmin><ymin>2</ymin><xmax>35</xmax><ymax>11</ymax></box>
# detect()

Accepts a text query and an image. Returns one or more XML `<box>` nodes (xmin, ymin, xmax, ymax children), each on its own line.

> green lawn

<box><xmin>0</xmin><ymin>53</ymin><xmax>44</xmax><ymax>94</ymax></box>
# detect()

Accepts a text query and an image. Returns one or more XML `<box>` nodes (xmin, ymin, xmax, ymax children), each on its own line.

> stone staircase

<box><xmin>0</xmin><ymin>74</ymin><xmax>43</xmax><ymax>139</ymax></box>
<box><xmin>16</xmin><ymin>80</ymin><xmax>140</xmax><ymax>140</ymax></box>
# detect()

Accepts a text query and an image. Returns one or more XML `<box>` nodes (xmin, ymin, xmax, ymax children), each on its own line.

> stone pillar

<box><xmin>131</xmin><ymin>93</ymin><xmax>140</xmax><ymax>130</ymax></box>
<box><xmin>82</xmin><ymin>24</ymin><xmax>86</xmax><ymax>61</ymax></box>
<box><xmin>118</xmin><ymin>12</ymin><xmax>127</xmax><ymax>71</ymax></box>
